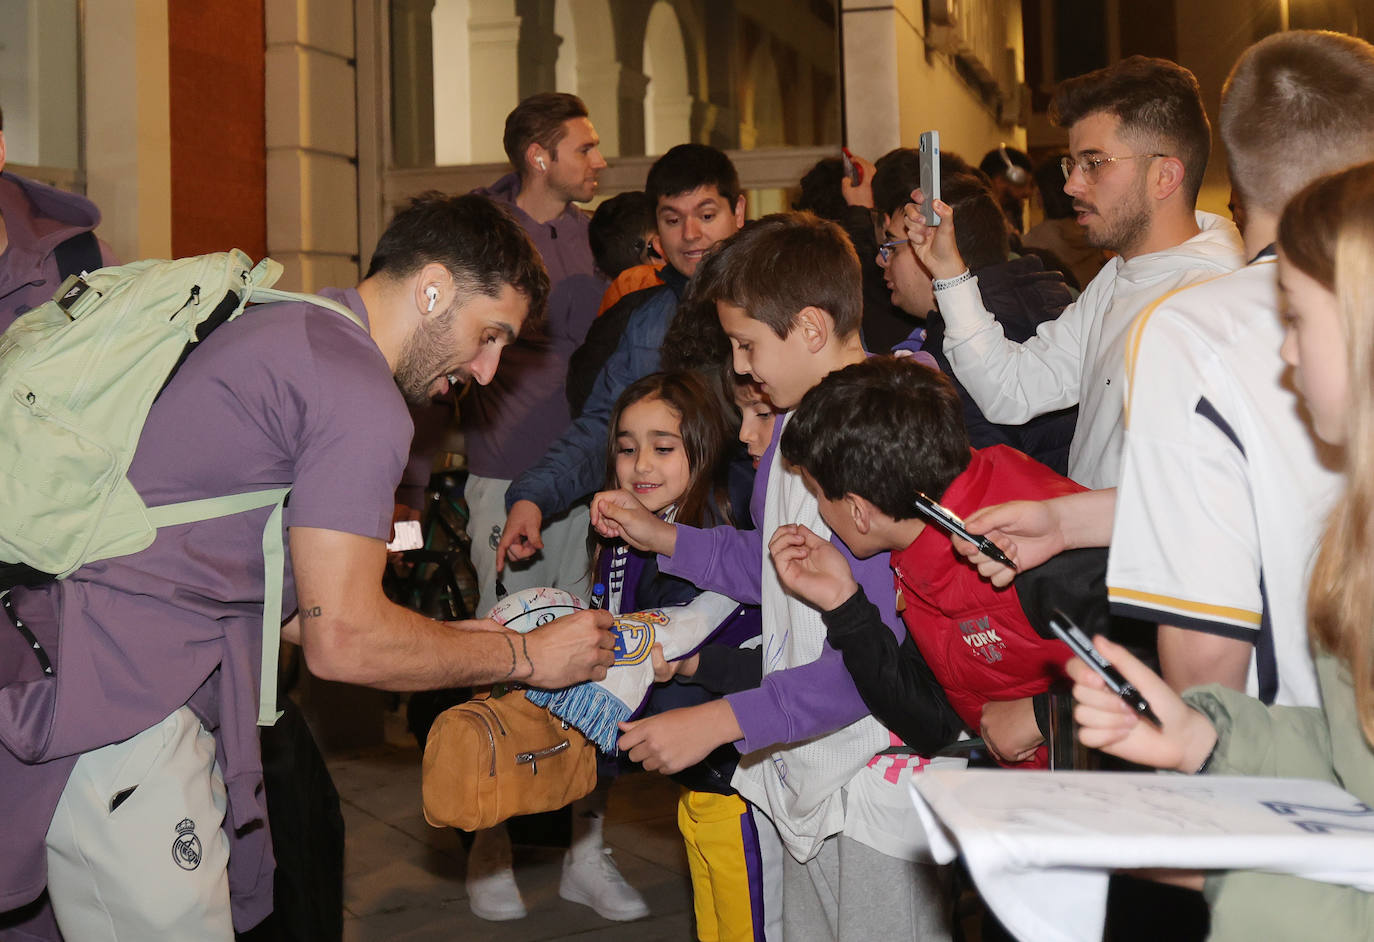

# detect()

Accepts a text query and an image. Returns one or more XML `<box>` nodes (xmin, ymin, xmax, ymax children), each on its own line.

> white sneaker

<box><xmin>465</xmin><ymin>832</ymin><xmax>526</xmax><ymax>921</ymax></box>
<box><xmin>559</xmin><ymin>847</ymin><xmax>650</xmax><ymax>921</ymax></box>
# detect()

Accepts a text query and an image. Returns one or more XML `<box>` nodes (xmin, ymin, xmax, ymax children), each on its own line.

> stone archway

<box><xmin>741</xmin><ymin>38</ymin><xmax>786</xmax><ymax>150</ymax></box>
<box><xmin>553</xmin><ymin>0</ymin><xmax>623</xmax><ymax>156</ymax></box>
<box><xmin>642</xmin><ymin>1</ymin><xmax>692</xmax><ymax>156</ymax></box>
<box><xmin>432</xmin><ymin>0</ymin><xmax>521</xmax><ymax>165</ymax></box>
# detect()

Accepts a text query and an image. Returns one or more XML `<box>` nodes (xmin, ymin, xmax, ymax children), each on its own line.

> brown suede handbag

<box><xmin>421</xmin><ymin>690</ymin><xmax>597</xmax><ymax>831</ymax></box>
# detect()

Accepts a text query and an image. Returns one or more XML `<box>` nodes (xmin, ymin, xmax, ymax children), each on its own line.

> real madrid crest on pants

<box><xmin>172</xmin><ymin>817</ymin><xmax>203</xmax><ymax>871</ymax></box>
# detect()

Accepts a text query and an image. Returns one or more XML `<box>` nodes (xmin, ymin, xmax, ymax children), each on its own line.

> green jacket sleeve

<box><xmin>1183</xmin><ymin>657</ymin><xmax>1374</xmax><ymax>942</ymax></box>
<box><xmin>1205</xmin><ymin>866</ymin><xmax>1374</xmax><ymax>941</ymax></box>
<box><xmin>1183</xmin><ymin>684</ymin><xmax>1331</xmax><ymax>780</ymax></box>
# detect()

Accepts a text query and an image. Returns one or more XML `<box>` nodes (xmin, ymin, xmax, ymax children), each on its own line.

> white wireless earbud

<box><xmin>537</xmin><ymin>156</ymin><xmax>547</xmax><ymax>171</ymax></box>
<box><xmin>425</xmin><ymin>286</ymin><xmax>439</xmax><ymax>312</ymax></box>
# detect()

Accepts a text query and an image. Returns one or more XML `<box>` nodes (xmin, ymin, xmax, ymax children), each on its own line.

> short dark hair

<box><xmin>589</xmin><ymin>191</ymin><xmax>656</xmax><ymax>279</ymax></box>
<box><xmin>1050</xmin><ymin>55</ymin><xmax>1211</xmax><ymax>204</ymax></box>
<box><xmin>1034</xmin><ymin>152</ymin><xmax>1076</xmax><ymax>219</ymax></box>
<box><xmin>645</xmin><ymin>144</ymin><xmax>741</xmax><ymax>210</ymax></box>
<box><xmin>502</xmin><ymin>92</ymin><xmax>589</xmax><ymax>176</ymax></box>
<box><xmin>979</xmin><ymin>146</ymin><xmax>1032</xmax><ymax>182</ymax></box>
<box><xmin>793</xmin><ymin>157</ymin><xmax>848</xmax><ymax>222</ymax></box>
<box><xmin>871</xmin><ymin>148</ymin><xmax>986</xmax><ymax>218</ymax></box>
<box><xmin>941</xmin><ymin>173</ymin><xmax>1011</xmax><ymax>270</ymax></box>
<box><xmin>780</xmin><ymin>357</ymin><xmax>970</xmax><ymax>519</ymax></box>
<box><xmin>692</xmin><ymin>212</ymin><xmax>862</xmax><ymax>340</ymax></box>
<box><xmin>366</xmin><ymin>192</ymin><xmax>550</xmax><ymax>326</ymax></box>
<box><xmin>1222</xmin><ymin>31</ymin><xmax>1374</xmax><ymax>216</ymax></box>
<box><xmin>872</xmin><ymin>153</ymin><xmax>1009</xmax><ymax>271</ymax></box>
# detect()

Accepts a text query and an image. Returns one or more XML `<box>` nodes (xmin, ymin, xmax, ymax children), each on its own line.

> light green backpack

<box><xmin>0</xmin><ymin>249</ymin><xmax>363</xmax><ymax>725</ymax></box>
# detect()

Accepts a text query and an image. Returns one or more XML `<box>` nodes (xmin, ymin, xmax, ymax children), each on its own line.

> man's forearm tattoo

<box><xmin>498</xmin><ymin>634</ymin><xmax>535</xmax><ymax>682</ymax></box>
<box><xmin>300</xmin><ymin>606</ymin><xmax>322</xmax><ymax>620</ymax></box>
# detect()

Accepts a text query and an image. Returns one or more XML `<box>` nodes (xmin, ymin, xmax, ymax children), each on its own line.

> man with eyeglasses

<box><xmin>905</xmin><ymin>56</ymin><xmax>1245</xmax><ymax>490</ymax></box>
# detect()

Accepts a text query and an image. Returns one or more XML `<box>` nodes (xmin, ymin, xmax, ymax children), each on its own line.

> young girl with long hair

<box><xmin>1070</xmin><ymin>161</ymin><xmax>1374</xmax><ymax>938</ymax></box>
<box><xmin>594</xmin><ymin>370</ymin><xmax>737</xmax><ymax>605</ymax></box>
<box><xmin>597</xmin><ymin>369</ymin><xmax>774</xmax><ymax>942</ymax></box>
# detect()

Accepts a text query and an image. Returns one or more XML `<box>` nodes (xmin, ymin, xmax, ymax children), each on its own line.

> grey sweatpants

<box><xmin>781</xmin><ymin>833</ymin><xmax>952</xmax><ymax>941</ymax></box>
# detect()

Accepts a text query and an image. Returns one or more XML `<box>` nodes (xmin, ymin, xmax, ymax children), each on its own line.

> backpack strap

<box><xmin>146</xmin><ymin>487</ymin><xmax>291</xmax><ymax>726</ymax></box>
<box><xmin>247</xmin><ymin>285</ymin><xmax>367</xmax><ymax>331</ymax></box>
<box><xmin>52</xmin><ymin>231</ymin><xmax>102</xmax><ymax>282</ymax></box>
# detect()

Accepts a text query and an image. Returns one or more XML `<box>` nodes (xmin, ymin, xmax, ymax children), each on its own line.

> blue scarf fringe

<box><xmin>525</xmin><ymin>684</ymin><xmax>630</xmax><ymax>754</ymax></box>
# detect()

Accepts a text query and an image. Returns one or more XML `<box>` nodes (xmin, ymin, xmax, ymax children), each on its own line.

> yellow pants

<box><xmin>678</xmin><ymin>789</ymin><xmax>765</xmax><ymax>942</ymax></box>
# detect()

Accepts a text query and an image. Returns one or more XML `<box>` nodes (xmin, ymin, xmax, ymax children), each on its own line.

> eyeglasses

<box><xmin>1060</xmin><ymin>153</ymin><xmax>1167</xmax><ymax>183</ymax></box>
<box><xmin>878</xmin><ymin>238</ymin><xmax>910</xmax><ymax>263</ymax></box>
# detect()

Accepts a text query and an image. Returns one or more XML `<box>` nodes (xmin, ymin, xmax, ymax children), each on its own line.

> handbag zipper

<box><xmin>471</xmin><ymin>699</ymin><xmax>507</xmax><ymax>736</ymax></box>
<box><xmin>515</xmin><ymin>738</ymin><xmax>570</xmax><ymax>775</ymax></box>
<box><xmin>467</xmin><ymin>711</ymin><xmax>497</xmax><ymax>777</ymax></box>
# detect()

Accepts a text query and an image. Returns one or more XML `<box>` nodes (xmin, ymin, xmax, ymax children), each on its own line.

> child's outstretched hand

<box><xmin>769</xmin><ymin>524</ymin><xmax>858</xmax><ymax>612</ymax></box>
<box><xmin>1069</xmin><ymin>636</ymin><xmax>1217</xmax><ymax>774</ymax></box>
<box><xmin>649</xmin><ymin>643</ymin><xmax>699</xmax><ymax>683</ymax></box>
<box><xmin>590</xmin><ymin>488</ymin><xmax>677</xmax><ymax>555</ymax></box>
<box><xmin>618</xmin><ymin>700</ymin><xmax>740</xmax><ymax>774</ymax></box>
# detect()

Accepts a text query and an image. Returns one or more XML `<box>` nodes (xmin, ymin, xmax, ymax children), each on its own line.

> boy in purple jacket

<box><xmin>593</xmin><ymin>213</ymin><xmax>959</xmax><ymax>942</ymax></box>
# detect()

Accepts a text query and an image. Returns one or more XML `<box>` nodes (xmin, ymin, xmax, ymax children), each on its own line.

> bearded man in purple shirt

<box><xmin>0</xmin><ymin>193</ymin><xmax>615</xmax><ymax>941</ymax></box>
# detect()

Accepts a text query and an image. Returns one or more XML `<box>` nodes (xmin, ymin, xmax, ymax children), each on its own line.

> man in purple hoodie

<box><xmin>465</xmin><ymin>93</ymin><xmax>608</xmax><ymax>620</ymax></box>
<box><xmin>0</xmin><ymin>105</ymin><xmax>118</xmax><ymax>331</ymax></box>
<box><xmin>462</xmin><ymin>94</ymin><xmax>649</xmax><ymax>925</ymax></box>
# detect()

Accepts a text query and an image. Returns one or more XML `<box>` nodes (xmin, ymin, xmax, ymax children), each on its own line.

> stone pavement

<box><xmin>330</xmin><ymin>714</ymin><xmax>696</xmax><ymax>941</ymax></box>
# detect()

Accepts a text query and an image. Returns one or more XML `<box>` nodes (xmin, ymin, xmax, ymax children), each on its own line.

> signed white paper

<box><xmin>911</xmin><ymin>770</ymin><xmax>1374</xmax><ymax>942</ymax></box>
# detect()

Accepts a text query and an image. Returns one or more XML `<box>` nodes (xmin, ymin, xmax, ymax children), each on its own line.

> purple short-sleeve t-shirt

<box><xmin>0</xmin><ymin>287</ymin><xmax>411</xmax><ymax>927</ymax></box>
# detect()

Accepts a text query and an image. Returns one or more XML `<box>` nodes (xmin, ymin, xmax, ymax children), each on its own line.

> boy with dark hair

<box><xmin>588</xmin><ymin>190</ymin><xmax>656</xmax><ymax>282</ymax></box>
<box><xmin>595</xmin><ymin>213</ymin><xmax>957</xmax><ymax>942</ymax></box>
<box><xmin>645</xmin><ymin>141</ymin><xmax>741</xmax><ymax>209</ymax></box>
<box><xmin>770</xmin><ymin>357</ymin><xmax>1088</xmax><ymax>767</ymax></box>
<box><xmin>498</xmin><ymin>143</ymin><xmax>746</xmax><ymax>566</ymax></box>
<box><xmin>905</xmin><ymin>56</ymin><xmax>1244</xmax><ymax>490</ymax></box>
<box><xmin>872</xmin><ymin>158</ymin><xmax>1078</xmax><ymax>473</ymax></box>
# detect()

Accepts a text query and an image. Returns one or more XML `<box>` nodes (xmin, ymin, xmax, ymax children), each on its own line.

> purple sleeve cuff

<box><xmin>721</xmin><ymin>535</ymin><xmax>902</xmax><ymax>753</ymax></box>
<box><xmin>725</xmin><ymin>644</ymin><xmax>872</xmax><ymax>752</ymax></box>
<box><xmin>659</xmin><ymin>523</ymin><xmax>763</xmax><ymax>605</ymax></box>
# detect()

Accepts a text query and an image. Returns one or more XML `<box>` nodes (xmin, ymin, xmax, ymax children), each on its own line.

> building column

<box><xmin>616</xmin><ymin>68</ymin><xmax>651</xmax><ymax>158</ymax></box>
<box><xmin>264</xmin><ymin>0</ymin><xmax>359</xmax><ymax>291</ymax></box>
<box><xmin>577</xmin><ymin>62</ymin><xmax>626</xmax><ymax>158</ymax></box>
<box><xmin>467</xmin><ymin>11</ymin><xmax>522</xmax><ymax>164</ymax></box>
<box><xmin>840</xmin><ymin>0</ymin><xmax>905</xmax><ymax>159</ymax></box>
<box><xmin>83</xmin><ymin>0</ymin><xmax>171</xmax><ymax>261</ymax></box>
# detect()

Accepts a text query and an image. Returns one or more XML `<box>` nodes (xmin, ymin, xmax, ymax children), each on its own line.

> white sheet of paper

<box><xmin>911</xmin><ymin>769</ymin><xmax>1374</xmax><ymax>942</ymax></box>
<box><xmin>385</xmin><ymin>519</ymin><xmax>423</xmax><ymax>552</ymax></box>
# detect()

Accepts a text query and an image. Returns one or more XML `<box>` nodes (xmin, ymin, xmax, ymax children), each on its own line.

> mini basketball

<box><xmin>486</xmin><ymin>586</ymin><xmax>585</xmax><ymax>634</ymax></box>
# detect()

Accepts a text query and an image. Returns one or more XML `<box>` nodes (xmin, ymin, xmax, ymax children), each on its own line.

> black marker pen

<box><xmin>913</xmin><ymin>492</ymin><xmax>1017</xmax><ymax>571</ymax></box>
<box><xmin>1049</xmin><ymin>610</ymin><xmax>1162</xmax><ymax>729</ymax></box>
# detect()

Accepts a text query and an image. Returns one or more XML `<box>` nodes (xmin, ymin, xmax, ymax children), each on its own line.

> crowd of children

<box><xmin>513</xmin><ymin>26</ymin><xmax>1374</xmax><ymax>942</ymax></box>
